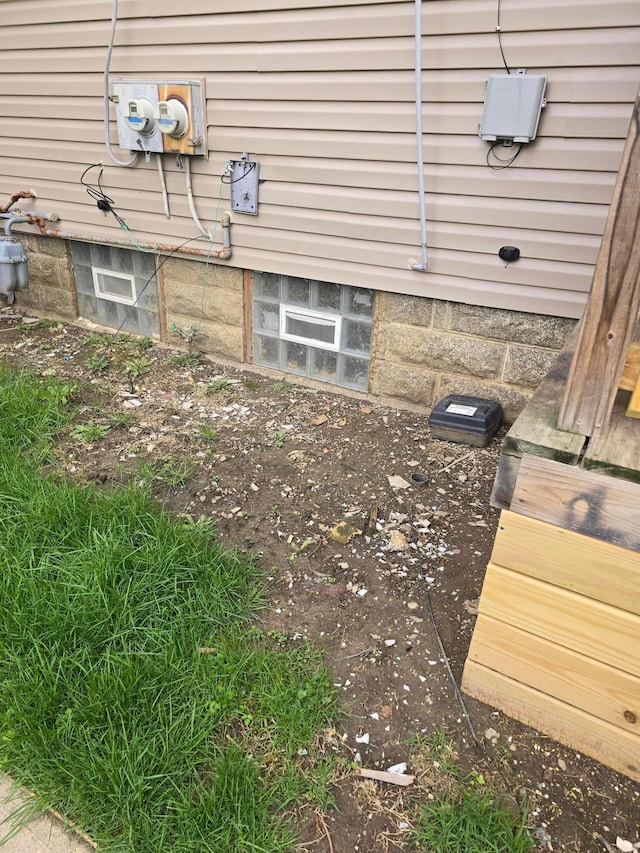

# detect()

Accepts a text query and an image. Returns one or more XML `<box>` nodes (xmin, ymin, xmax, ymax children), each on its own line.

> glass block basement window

<box><xmin>70</xmin><ymin>242</ymin><xmax>160</xmax><ymax>338</ymax></box>
<box><xmin>253</xmin><ymin>274</ymin><xmax>374</xmax><ymax>391</ymax></box>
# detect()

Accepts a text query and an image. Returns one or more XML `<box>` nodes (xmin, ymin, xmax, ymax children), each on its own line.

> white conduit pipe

<box><xmin>156</xmin><ymin>155</ymin><xmax>171</xmax><ymax>219</ymax></box>
<box><xmin>103</xmin><ymin>0</ymin><xmax>138</xmax><ymax>167</ymax></box>
<box><xmin>184</xmin><ymin>157</ymin><xmax>212</xmax><ymax>240</ymax></box>
<box><xmin>409</xmin><ymin>0</ymin><xmax>428</xmax><ymax>271</ymax></box>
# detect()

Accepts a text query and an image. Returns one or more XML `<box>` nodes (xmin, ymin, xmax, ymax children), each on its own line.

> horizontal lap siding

<box><xmin>1</xmin><ymin>1</ymin><xmax>639</xmax><ymax>317</ymax></box>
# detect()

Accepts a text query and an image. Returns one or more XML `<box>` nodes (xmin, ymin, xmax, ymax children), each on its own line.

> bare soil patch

<box><xmin>1</xmin><ymin>313</ymin><xmax>638</xmax><ymax>853</ymax></box>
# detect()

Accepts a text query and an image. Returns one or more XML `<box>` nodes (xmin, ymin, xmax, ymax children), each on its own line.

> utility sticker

<box><xmin>446</xmin><ymin>404</ymin><xmax>477</xmax><ymax>416</ymax></box>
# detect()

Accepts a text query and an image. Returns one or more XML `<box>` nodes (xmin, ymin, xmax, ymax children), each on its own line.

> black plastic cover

<box><xmin>428</xmin><ymin>394</ymin><xmax>503</xmax><ymax>447</ymax></box>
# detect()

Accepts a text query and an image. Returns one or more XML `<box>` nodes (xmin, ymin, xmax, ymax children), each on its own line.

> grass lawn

<box><xmin>0</xmin><ymin>366</ymin><xmax>339</xmax><ymax>852</ymax></box>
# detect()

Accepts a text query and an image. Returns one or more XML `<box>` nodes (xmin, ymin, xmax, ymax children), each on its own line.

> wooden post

<box><xmin>557</xmin><ymin>90</ymin><xmax>640</xmax><ymax>439</ymax></box>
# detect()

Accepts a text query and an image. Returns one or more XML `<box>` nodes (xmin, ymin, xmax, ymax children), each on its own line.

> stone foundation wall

<box><xmin>14</xmin><ymin>233</ymin><xmax>77</xmax><ymax>321</ymax></box>
<box><xmin>12</xmin><ymin>235</ymin><xmax>578</xmax><ymax>423</ymax></box>
<box><xmin>371</xmin><ymin>294</ymin><xmax>577</xmax><ymax>422</ymax></box>
<box><xmin>160</xmin><ymin>257</ymin><xmax>245</xmax><ymax>361</ymax></box>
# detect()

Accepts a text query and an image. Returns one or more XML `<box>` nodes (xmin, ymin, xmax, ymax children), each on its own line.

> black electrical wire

<box><xmin>486</xmin><ymin>141</ymin><xmax>522</xmax><ymax>170</ymax></box>
<box><xmin>80</xmin><ymin>163</ymin><xmax>128</xmax><ymax>227</ymax></box>
<box><xmin>496</xmin><ymin>0</ymin><xmax>511</xmax><ymax>74</ymax></box>
<box><xmin>77</xmin><ymin>161</ymin><xmax>210</xmax><ymax>378</ymax></box>
<box><xmin>98</xmin><ymin>236</ymin><xmax>202</xmax><ymax>348</ymax></box>
<box><xmin>220</xmin><ymin>162</ymin><xmax>256</xmax><ymax>185</ymax></box>
<box><xmin>419</xmin><ymin>571</ymin><xmax>516</xmax><ymax>792</ymax></box>
<box><xmin>420</xmin><ymin>574</ymin><xmax>481</xmax><ymax>749</ymax></box>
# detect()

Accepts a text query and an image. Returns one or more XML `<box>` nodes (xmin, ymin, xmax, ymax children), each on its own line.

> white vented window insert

<box><xmin>92</xmin><ymin>267</ymin><xmax>136</xmax><ymax>305</ymax></box>
<box><xmin>253</xmin><ymin>274</ymin><xmax>374</xmax><ymax>391</ymax></box>
<box><xmin>280</xmin><ymin>306</ymin><xmax>341</xmax><ymax>351</ymax></box>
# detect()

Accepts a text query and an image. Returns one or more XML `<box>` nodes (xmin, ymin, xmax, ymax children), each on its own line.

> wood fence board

<box><xmin>619</xmin><ymin>340</ymin><xmax>640</xmax><ymax>391</ymax></box>
<box><xmin>479</xmin><ymin>563</ymin><xmax>640</xmax><ymax>676</ymax></box>
<box><xmin>558</xmin><ymin>91</ymin><xmax>640</xmax><ymax>438</ymax></box>
<box><xmin>462</xmin><ymin>661</ymin><xmax>640</xmax><ymax>781</ymax></box>
<box><xmin>467</xmin><ymin>613</ymin><xmax>640</xmax><ymax>733</ymax></box>
<box><xmin>489</xmin><ymin>453</ymin><xmax>520</xmax><ymax>510</ymax></box>
<box><xmin>510</xmin><ymin>454</ymin><xmax>640</xmax><ymax>550</ymax></box>
<box><xmin>626</xmin><ymin>374</ymin><xmax>640</xmax><ymax>418</ymax></box>
<box><xmin>502</xmin><ymin>332</ymin><xmax>586</xmax><ymax>464</ymax></box>
<box><xmin>583</xmin><ymin>394</ymin><xmax>640</xmax><ymax>481</ymax></box>
<box><xmin>491</xmin><ymin>510</ymin><xmax>640</xmax><ymax>613</ymax></box>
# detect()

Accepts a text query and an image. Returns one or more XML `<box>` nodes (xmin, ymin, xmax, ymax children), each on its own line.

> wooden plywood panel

<box><xmin>462</xmin><ymin>660</ymin><xmax>640</xmax><ymax>781</ymax></box>
<box><xmin>510</xmin><ymin>455</ymin><xmax>640</xmax><ymax>549</ymax></box>
<box><xmin>479</xmin><ymin>563</ymin><xmax>640</xmax><ymax>676</ymax></box>
<box><xmin>492</xmin><ymin>510</ymin><xmax>640</xmax><ymax>611</ymax></box>
<box><xmin>467</xmin><ymin>614</ymin><xmax>640</xmax><ymax>733</ymax></box>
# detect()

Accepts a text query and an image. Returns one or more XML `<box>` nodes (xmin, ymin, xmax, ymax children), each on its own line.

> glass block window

<box><xmin>70</xmin><ymin>242</ymin><xmax>160</xmax><ymax>338</ymax></box>
<box><xmin>253</xmin><ymin>274</ymin><xmax>374</xmax><ymax>391</ymax></box>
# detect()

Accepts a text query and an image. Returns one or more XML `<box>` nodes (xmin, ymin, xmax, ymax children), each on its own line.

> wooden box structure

<box><xmin>462</xmin><ymin>91</ymin><xmax>640</xmax><ymax>782</ymax></box>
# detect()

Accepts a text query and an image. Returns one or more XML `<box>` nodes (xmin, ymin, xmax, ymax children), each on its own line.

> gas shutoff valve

<box><xmin>154</xmin><ymin>99</ymin><xmax>189</xmax><ymax>139</ymax></box>
<box><xmin>124</xmin><ymin>99</ymin><xmax>156</xmax><ymax>136</ymax></box>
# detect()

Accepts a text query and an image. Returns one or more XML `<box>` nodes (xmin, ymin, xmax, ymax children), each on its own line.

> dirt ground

<box><xmin>0</xmin><ymin>311</ymin><xmax>638</xmax><ymax>853</ymax></box>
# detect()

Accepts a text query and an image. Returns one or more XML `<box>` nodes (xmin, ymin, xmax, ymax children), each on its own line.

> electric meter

<box><xmin>154</xmin><ymin>99</ymin><xmax>189</xmax><ymax>138</ymax></box>
<box><xmin>124</xmin><ymin>98</ymin><xmax>156</xmax><ymax>136</ymax></box>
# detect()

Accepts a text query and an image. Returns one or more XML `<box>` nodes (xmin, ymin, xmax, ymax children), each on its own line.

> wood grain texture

<box><xmin>627</xmin><ymin>374</ymin><xmax>640</xmax><ymax>418</ymax></box>
<box><xmin>582</xmin><ymin>394</ymin><xmax>640</xmax><ymax>481</ymax></box>
<box><xmin>479</xmin><ymin>563</ymin><xmax>640</xmax><ymax>676</ymax></box>
<box><xmin>619</xmin><ymin>340</ymin><xmax>640</xmax><ymax>390</ymax></box>
<box><xmin>558</xmin><ymin>91</ymin><xmax>640</xmax><ymax>438</ymax></box>
<box><xmin>489</xmin><ymin>453</ymin><xmax>521</xmax><ymax>510</ymax></box>
<box><xmin>491</xmin><ymin>510</ymin><xmax>640</xmax><ymax>612</ymax></box>
<box><xmin>502</xmin><ymin>330</ymin><xmax>586</xmax><ymax>463</ymax></box>
<box><xmin>462</xmin><ymin>661</ymin><xmax>640</xmax><ymax>781</ymax></box>
<box><xmin>466</xmin><ymin>614</ymin><xmax>640</xmax><ymax>733</ymax></box>
<box><xmin>510</xmin><ymin>454</ymin><xmax>640</xmax><ymax>550</ymax></box>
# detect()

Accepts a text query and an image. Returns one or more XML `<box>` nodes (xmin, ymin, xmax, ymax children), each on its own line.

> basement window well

<box><xmin>253</xmin><ymin>273</ymin><xmax>374</xmax><ymax>391</ymax></box>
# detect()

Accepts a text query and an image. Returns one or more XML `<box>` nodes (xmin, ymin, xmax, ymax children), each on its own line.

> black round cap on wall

<box><xmin>498</xmin><ymin>246</ymin><xmax>521</xmax><ymax>262</ymax></box>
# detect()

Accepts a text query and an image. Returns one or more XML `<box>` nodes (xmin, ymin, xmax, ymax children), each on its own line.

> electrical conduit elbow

<box><xmin>218</xmin><ymin>212</ymin><xmax>232</xmax><ymax>260</ymax></box>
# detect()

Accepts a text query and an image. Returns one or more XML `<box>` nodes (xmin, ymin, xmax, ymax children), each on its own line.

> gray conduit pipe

<box><xmin>44</xmin><ymin>213</ymin><xmax>233</xmax><ymax>261</ymax></box>
<box><xmin>104</xmin><ymin>0</ymin><xmax>138</xmax><ymax>167</ymax></box>
<box><xmin>409</xmin><ymin>0</ymin><xmax>428</xmax><ymax>271</ymax></box>
<box><xmin>1</xmin><ymin>211</ymin><xmax>59</xmax><ymax>236</ymax></box>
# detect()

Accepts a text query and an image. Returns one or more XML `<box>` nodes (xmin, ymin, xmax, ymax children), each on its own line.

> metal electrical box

<box><xmin>111</xmin><ymin>79</ymin><xmax>208</xmax><ymax>157</ymax></box>
<box><xmin>229</xmin><ymin>157</ymin><xmax>260</xmax><ymax>215</ymax></box>
<box><xmin>478</xmin><ymin>74</ymin><xmax>547</xmax><ymax>143</ymax></box>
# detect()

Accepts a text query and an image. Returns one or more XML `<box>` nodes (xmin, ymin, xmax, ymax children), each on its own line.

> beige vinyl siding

<box><xmin>1</xmin><ymin>0</ymin><xmax>639</xmax><ymax>318</ymax></box>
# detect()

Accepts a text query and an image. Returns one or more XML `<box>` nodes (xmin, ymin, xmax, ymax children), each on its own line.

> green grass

<box><xmin>138</xmin><ymin>454</ymin><xmax>194</xmax><ymax>491</ymax></box>
<box><xmin>170</xmin><ymin>353</ymin><xmax>201</xmax><ymax>368</ymax></box>
<box><xmin>413</xmin><ymin>788</ymin><xmax>533</xmax><ymax>853</ymax></box>
<box><xmin>0</xmin><ymin>366</ymin><xmax>339</xmax><ymax>852</ymax></box>
<box><xmin>410</xmin><ymin>732</ymin><xmax>534</xmax><ymax>853</ymax></box>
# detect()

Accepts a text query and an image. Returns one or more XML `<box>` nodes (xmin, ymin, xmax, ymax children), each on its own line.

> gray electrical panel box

<box><xmin>478</xmin><ymin>74</ymin><xmax>547</xmax><ymax>143</ymax></box>
<box><xmin>229</xmin><ymin>157</ymin><xmax>259</xmax><ymax>215</ymax></box>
